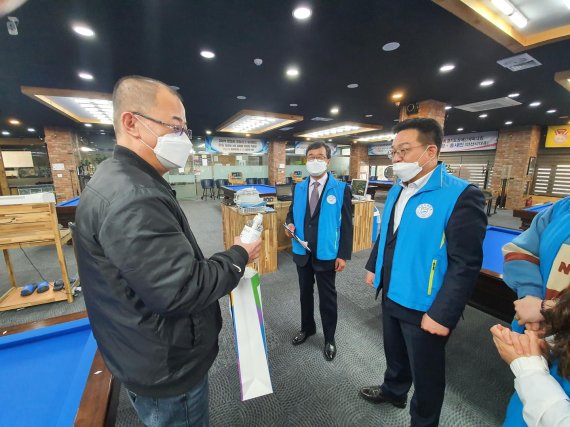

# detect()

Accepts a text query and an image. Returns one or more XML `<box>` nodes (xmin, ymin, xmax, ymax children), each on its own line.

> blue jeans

<box><xmin>127</xmin><ymin>376</ymin><xmax>209</xmax><ymax>427</ymax></box>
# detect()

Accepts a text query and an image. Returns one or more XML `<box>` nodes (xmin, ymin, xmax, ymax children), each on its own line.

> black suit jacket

<box><xmin>365</xmin><ymin>185</ymin><xmax>487</xmax><ymax>329</ymax></box>
<box><xmin>286</xmin><ymin>176</ymin><xmax>353</xmax><ymax>271</ymax></box>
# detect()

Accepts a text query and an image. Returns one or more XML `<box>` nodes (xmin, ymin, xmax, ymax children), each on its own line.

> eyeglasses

<box><xmin>387</xmin><ymin>144</ymin><xmax>426</xmax><ymax>160</ymax></box>
<box><xmin>132</xmin><ymin>112</ymin><xmax>192</xmax><ymax>139</ymax></box>
<box><xmin>307</xmin><ymin>155</ymin><xmax>327</xmax><ymax>161</ymax></box>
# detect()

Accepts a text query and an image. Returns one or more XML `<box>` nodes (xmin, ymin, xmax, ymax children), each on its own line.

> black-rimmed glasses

<box><xmin>132</xmin><ymin>112</ymin><xmax>192</xmax><ymax>140</ymax></box>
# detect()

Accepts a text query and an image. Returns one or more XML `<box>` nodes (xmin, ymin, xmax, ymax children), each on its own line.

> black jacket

<box><xmin>286</xmin><ymin>175</ymin><xmax>353</xmax><ymax>271</ymax></box>
<box><xmin>365</xmin><ymin>185</ymin><xmax>487</xmax><ymax>329</ymax></box>
<box><xmin>74</xmin><ymin>146</ymin><xmax>248</xmax><ymax>397</ymax></box>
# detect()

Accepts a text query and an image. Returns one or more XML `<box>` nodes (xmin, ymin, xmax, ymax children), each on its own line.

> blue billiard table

<box><xmin>56</xmin><ymin>196</ymin><xmax>80</xmax><ymax>228</ymax></box>
<box><xmin>0</xmin><ymin>313</ymin><xmax>119</xmax><ymax>427</ymax></box>
<box><xmin>512</xmin><ymin>202</ymin><xmax>554</xmax><ymax>230</ymax></box>
<box><xmin>469</xmin><ymin>226</ymin><xmax>521</xmax><ymax>321</ymax></box>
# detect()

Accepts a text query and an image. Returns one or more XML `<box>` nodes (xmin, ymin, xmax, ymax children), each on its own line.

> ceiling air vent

<box><xmin>311</xmin><ymin>117</ymin><xmax>334</xmax><ymax>122</ymax></box>
<box><xmin>455</xmin><ymin>97</ymin><xmax>521</xmax><ymax>113</ymax></box>
<box><xmin>497</xmin><ymin>53</ymin><xmax>542</xmax><ymax>72</ymax></box>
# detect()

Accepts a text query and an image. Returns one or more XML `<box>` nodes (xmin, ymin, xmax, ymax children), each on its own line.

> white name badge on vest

<box><xmin>416</xmin><ymin>203</ymin><xmax>434</xmax><ymax>219</ymax></box>
<box><xmin>327</xmin><ymin>195</ymin><xmax>337</xmax><ymax>204</ymax></box>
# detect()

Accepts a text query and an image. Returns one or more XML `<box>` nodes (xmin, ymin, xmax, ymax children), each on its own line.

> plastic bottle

<box><xmin>240</xmin><ymin>213</ymin><xmax>264</xmax><ymax>243</ymax></box>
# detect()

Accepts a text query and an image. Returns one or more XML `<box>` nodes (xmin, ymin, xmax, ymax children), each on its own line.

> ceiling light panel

<box><xmin>217</xmin><ymin>110</ymin><xmax>303</xmax><ymax>134</ymax></box>
<box><xmin>295</xmin><ymin>122</ymin><xmax>383</xmax><ymax>138</ymax></box>
<box><xmin>356</xmin><ymin>133</ymin><xmax>395</xmax><ymax>142</ymax></box>
<box><xmin>21</xmin><ymin>86</ymin><xmax>113</xmax><ymax>124</ymax></box>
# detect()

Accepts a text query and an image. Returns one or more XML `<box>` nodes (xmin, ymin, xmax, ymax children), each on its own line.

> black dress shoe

<box><xmin>359</xmin><ymin>385</ymin><xmax>406</xmax><ymax>408</ymax></box>
<box><xmin>292</xmin><ymin>330</ymin><xmax>315</xmax><ymax>345</ymax></box>
<box><xmin>324</xmin><ymin>341</ymin><xmax>336</xmax><ymax>361</ymax></box>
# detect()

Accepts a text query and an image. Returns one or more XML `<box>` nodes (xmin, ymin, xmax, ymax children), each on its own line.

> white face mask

<box><xmin>136</xmin><ymin>117</ymin><xmax>194</xmax><ymax>170</ymax></box>
<box><xmin>392</xmin><ymin>146</ymin><xmax>432</xmax><ymax>182</ymax></box>
<box><xmin>306</xmin><ymin>159</ymin><xmax>328</xmax><ymax>176</ymax></box>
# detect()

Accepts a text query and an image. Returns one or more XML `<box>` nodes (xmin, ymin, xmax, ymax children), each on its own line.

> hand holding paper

<box><xmin>282</xmin><ymin>223</ymin><xmax>311</xmax><ymax>252</ymax></box>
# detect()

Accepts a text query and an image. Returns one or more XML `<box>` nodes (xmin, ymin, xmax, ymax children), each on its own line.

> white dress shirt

<box><xmin>309</xmin><ymin>174</ymin><xmax>328</xmax><ymax>201</ymax></box>
<box><xmin>510</xmin><ymin>355</ymin><xmax>570</xmax><ymax>427</ymax></box>
<box><xmin>393</xmin><ymin>169</ymin><xmax>435</xmax><ymax>232</ymax></box>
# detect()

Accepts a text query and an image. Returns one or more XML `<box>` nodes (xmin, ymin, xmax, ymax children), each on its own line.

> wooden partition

<box><xmin>0</xmin><ymin>202</ymin><xmax>78</xmax><ymax>311</ymax></box>
<box><xmin>221</xmin><ymin>205</ymin><xmax>277</xmax><ymax>274</ymax></box>
<box><xmin>352</xmin><ymin>200</ymin><xmax>375</xmax><ymax>252</ymax></box>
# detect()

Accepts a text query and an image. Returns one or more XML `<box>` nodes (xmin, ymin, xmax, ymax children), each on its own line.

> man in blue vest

<box><xmin>359</xmin><ymin>118</ymin><xmax>487</xmax><ymax>426</ymax></box>
<box><xmin>285</xmin><ymin>141</ymin><xmax>353</xmax><ymax>361</ymax></box>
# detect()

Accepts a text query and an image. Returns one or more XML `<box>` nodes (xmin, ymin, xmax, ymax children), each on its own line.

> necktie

<box><xmin>309</xmin><ymin>181</ymin><xmax>320</xmax><ymax>216</ymax></box>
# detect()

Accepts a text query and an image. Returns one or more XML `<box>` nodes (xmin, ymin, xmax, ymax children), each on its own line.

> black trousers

<box><xmin>297</xmin><ymin>262</ymin><xmax>337</xmax><ymax>342</ymax></box>
<box><xmin>381</xmin><ymin>306</ymin><xmax>449</xmax><ymax>427</ymax></box>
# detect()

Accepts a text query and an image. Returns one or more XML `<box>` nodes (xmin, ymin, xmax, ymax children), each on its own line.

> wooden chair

<box><xmin>0</xmin><ymin>201</ymin><xmax>78</xmax><ymax>311</ymax></box>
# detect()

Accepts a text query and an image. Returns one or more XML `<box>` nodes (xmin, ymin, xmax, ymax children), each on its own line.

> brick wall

<box><xmin>268</xmin><ymin>141</ymin><xmax>286</xmax><ymax>184</ymax></box>
<box><xmin>349</xmin><ymin>143</ymin><xmax>369</xmax><ymax>179</ymax></box>
<box><xmin>44</xmin><ymin>127</ymin><xmax>81</xmax><ymax>203</ymax></box>
<box><xmin>490</xmin><ymin>126</ymin><xmax>540</xmax><ymax>209</ymax></box>
<box><xmin>399</xmin><ymin>99</ymin><xmax>446</xmax><ymax>128</ymax></box>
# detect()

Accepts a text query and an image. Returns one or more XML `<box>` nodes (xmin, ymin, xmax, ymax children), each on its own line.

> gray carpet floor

<box><xmin>0</xmin><ymin>200</ymin><xmax>522</xmax><ymax>426</ymax></box>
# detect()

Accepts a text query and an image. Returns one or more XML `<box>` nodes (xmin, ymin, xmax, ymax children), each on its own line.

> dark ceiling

<box><xmin>1</xmin><ymin>0</ymin><xmax>569</xmax><ymax>145</ymax></box>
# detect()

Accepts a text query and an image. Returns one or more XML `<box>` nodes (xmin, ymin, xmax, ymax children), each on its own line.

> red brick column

<box><xmin>44</xmin><ymin>127</ymin><xmax>81</xmax><ymax>203</ymax></box>
<box><xmin>268</xmin><ymin>141</ymin><xmax>286</xmax><ymax>185</ymax></box>
<box><xmin>399</xmin><ymin>99</ymin><xmax>447</xmax><ymax>128</ymax></box>
<box><xmin>0</xmin><ymin>151</ymin><xmax>9</xmax><ymax>195</ymax></box>
<box><xmin>349</xmin><ymin>143</ymin><xmax>369</xmax><ymax>179</ymax></box>
<box><xmin>490</xmin><ymin>126</ymin><xmax>540</xmax><ymax>209</ymax></box>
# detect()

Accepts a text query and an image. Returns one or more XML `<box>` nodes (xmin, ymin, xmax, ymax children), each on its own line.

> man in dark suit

<box><xmin>285</xmin><ymin>142</ymin><xmax>353</xmax><ymax>361</ymax></box>
<box><xmin>359</xmin><ymin>118</ymin><xmax>487</xmax><ymax>427</ymax></box>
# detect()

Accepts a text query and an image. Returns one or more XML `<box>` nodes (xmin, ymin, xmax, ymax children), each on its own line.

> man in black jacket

<box><xmin>285</xmin><ymin>142</ymin><xmax>353</xmax><ymax>361</ymax></box>
<box><xmin>74</xmin><ymin>75</ymin><xmax>261</xmax><ymax>427</ymax></box>
<box><xmin>359</xmin><ymin>119</ymin><xmax>487</xmax><ymax>427</ymax></box>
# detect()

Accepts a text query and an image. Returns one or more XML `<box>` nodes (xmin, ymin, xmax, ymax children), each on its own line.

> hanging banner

<box><xmin>441</xmin><ymin>131</ymin><xmax>498</xmax><ymax>152</ymax></box>
<box><xmin>545</xmin><ymin>125</ymin><xmax>570</xmax><ymax>148</ymax></box>
<box><xmin>294</xmin><ymin>141</ymin><xmax>338</xmax><ymax>156</ymax></box>
<box><xmin>205</xmin><ymin>137</ymin><xmax>268</xmax><ymax>154</ymax></box>
<box><xmin>368</xmin><ymin>142</ymin><xmax>392</xmax><ymax>156</ymax></box>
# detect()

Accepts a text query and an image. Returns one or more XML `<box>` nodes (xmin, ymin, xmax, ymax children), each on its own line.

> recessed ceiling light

<box><xmin>254</xmin><ymin>58</ymin><xmax>263</xmax><ymax>66</ymax></box>
<box><xmin>365</xmin><ymin>114</ymin><xmax>373</xmax><ymax>118</ymax></box>
<box><xmin>290</xmin><ymin>103</ymin><xmax>298</xmax><ymax>107</ymax></box>
<box><xmin>508</xmin><ymin>93</ymin><xmax>520</xmax><ymax>98</ymax></box>
<box><xmin>347</xmin><ymin>83</ymin><xmax>359</xmax><ymax>89</ymax></box>
<box><xmin>393</xmin><ymin>119</ymin><xmax>399</xmax><ymax>122</ymax></box>
<box><xmin>546</xmin><ymin>109</ymin><xmax>557</xmax><ymax>114</ymax></box>
<box><xmin>27</xmin><ymin>128</ymin><xmax>35</xmax><ymax>132</ymax></box>
<box><xmin>245</xmin><ymin>133</ymin><xmax>251</xmax><ymax>137</ymax></box>
<box><xmin>457</xmin><ymin>127</ymin><xmax>464</xmax><ymax>132</ymax></box>
<box><xmin>84</xmin><ymin>123</ymin><xmax>92</xmax><ymax>127</ymax></box>
<box><xmin>236</xmin><ymin>95</ymin><xmax>247</xmax><ymax>100</ymax></box>
<box><xmin>293</xmin><ymin>6</ymin><xmax>312</xmax><ymax>20</ymax></box>
<box><xmin>72</xmin><ymin>24</ymin><xmax>95</xmax><ymax>37</ymax></box>
<box><xmin>391</xmin><ymin>92</ymin><xmax>403</xmax><ymax>100</ymax></box>
<box><xmin>480</xmin><ymin>79</ymin><xmax>494</xmax><ymax>87</ymax></box>
<box><xmin>479</xmin><ymin>113</ymin><xmax>488</xmax><ymax>118</ymax></box>
<box><xmin>445</xmin><ymin>106</ymin><xmax>452</xmax><ymax>110</ymax></box>
<box><xmin>529</xmin><ymin>101</ymin><xmax>541</xmax><ymax>107</ymax></box>
<box><xmin>78</xmin><ymin>72</ymin><xmax>94</xmax><ymax>80</ymax></box>
<box><xmin>505</xmin><ymin>121</ymin><xmax>513</xmax><ymax>125</ymax></box>
<box><xmin>330</xmin><ymin>106</ymin><xmax>339</xmax><ymax>115</ymax></box>
<box><xmin>2</xmin><ymin>131</ymin><xmax>10</xmax><ymax>136</ymax></box>
<box><xmin>8</xmin><ymin>119</ymin><xmax>21</xmax><ymax>125</ymax></box>
<box><xmin>382</xmin><ymin>42</ymin><xmax>400</xmax><ymax>52</ymax></box>
<box><xmin>286</xmin><ymin>67</ymin><xmax>300</xmax><ymax>78</ymax></box>
<box><xmin>328</xmin><ymin>139</ymin><xmax>332</xmax><ymax>142</ymax></box>
<box><xmin>560</xmin><ymin>116</ymin><xmax>569</xmax><ymax>119</ymax></box>
<box><xmin>440</xmin><ymin>64</ymin><xmax>455</xmax><ymax>72</ymax></box>
<box><xmin>200</xmin><ymin>50</ymin><xmax>215</xmax><ymax>59</ymax></box>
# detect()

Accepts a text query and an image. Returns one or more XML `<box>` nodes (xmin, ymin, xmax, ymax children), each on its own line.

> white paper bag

<box><xmin>230</xmin><ymin>267</ymin><xmax>273</xmax><ymax>400</ymax></box>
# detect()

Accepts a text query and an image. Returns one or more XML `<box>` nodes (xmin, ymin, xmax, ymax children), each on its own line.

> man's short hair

<box><xmin>393</xmin><ymin>118</ymin><xmax>443</xmax><ymax>151</ymax></box>
<box><xmin>112</xmin><ymin>75</ymin><xmax>182</xmax><ymax>134</ymax></box>
<box><xmin>306</xmin><ymin>141</ymin><xmax>331</xmax><ymax>159</ymax></box>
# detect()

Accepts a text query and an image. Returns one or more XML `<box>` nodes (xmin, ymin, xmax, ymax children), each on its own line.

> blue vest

<box><xmin>292</xmin><ymin>173</ymin><xmax>346</xmax><ymax>261</ymax></box>
<box><xmin>510</xmin><ymin>197</ymin><xmax>570</xmax><ymax>333</ymax></box>
<box><xmin>373</xmin><ymin>163</ymin><xmax>469</xmax><ymax>312</ymax></box>
<box><xmin>503</xmin><ymin>361</ymin><xmax>570</xmax><ymax>426</ymax></box>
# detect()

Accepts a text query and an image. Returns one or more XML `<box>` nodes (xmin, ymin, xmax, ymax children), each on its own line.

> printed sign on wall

<box><xmin>546</xmin><ymin>125</ymin><xmax>570</xmax><ymax>148</ymax></box>
<box><xmin>294</xmin><ymin>141</ymin><xmax>338</xmax><ymax>156</ymax></box>
<box><xmin>441</xmin><ymin>131</ymin><xmax>498</xmax><ymax>152</ymax></box>
<box><xmin>205</xmin><ymin>137</ymin><xmax>268</xmax><ymax>154</ymax></box>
